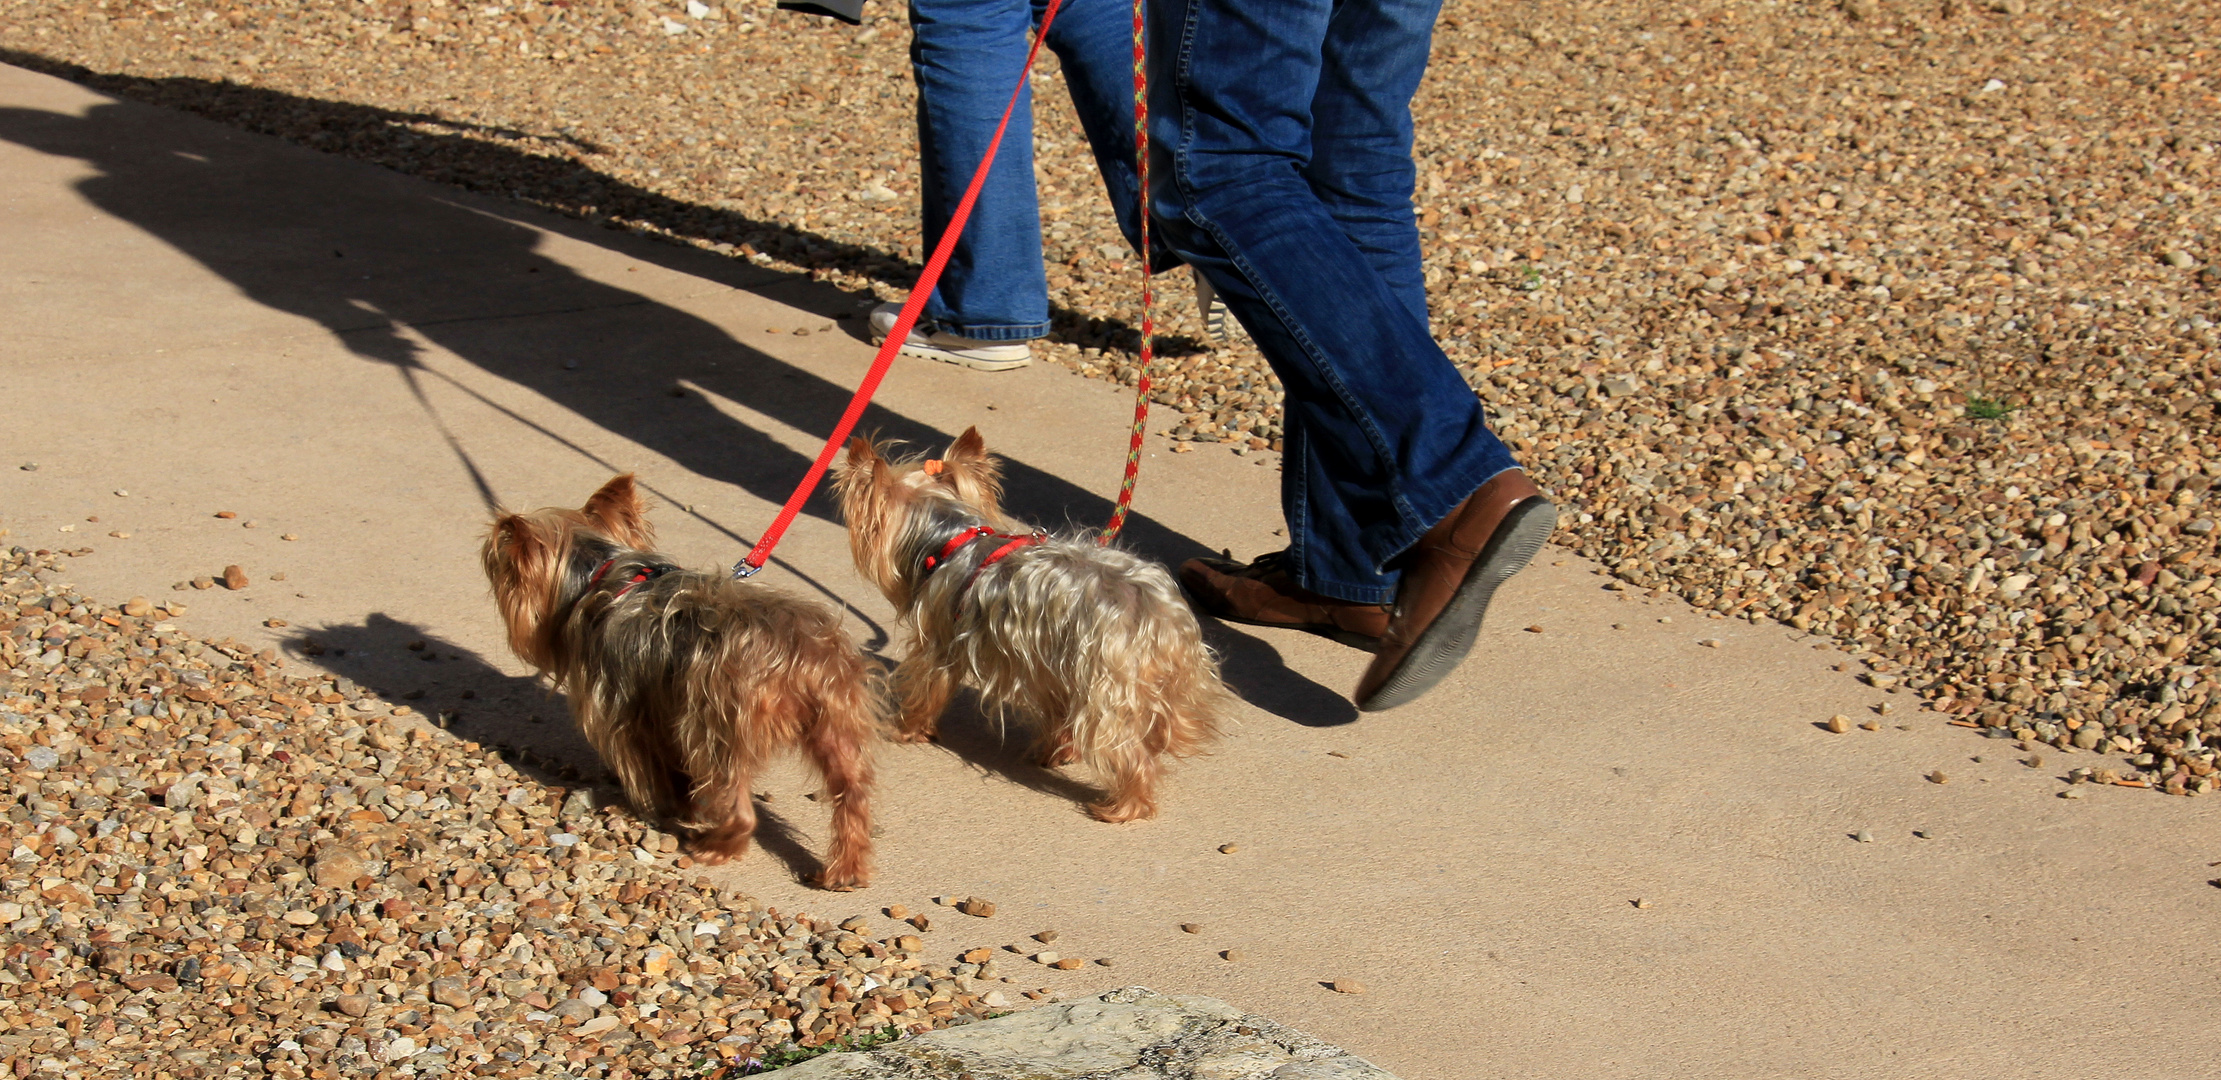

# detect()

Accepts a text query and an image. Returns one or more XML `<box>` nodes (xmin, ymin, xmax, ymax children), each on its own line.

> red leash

<box><xmin>736</xmin><ymin>0</ymin><xmax>1158</xmax><ymax>577</ymax></box>
<box><xmin>735</xmin><ymin>0</ymin><xmax>1073</xmax><ymax>578</ymax></box>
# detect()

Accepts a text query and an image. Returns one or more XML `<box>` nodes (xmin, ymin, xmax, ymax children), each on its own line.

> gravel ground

<box><xmin>0</xmin><ymin>548</ymin><xmax>1027</xmax><ymax>1080</ymax></box>
<box><xmin>0</xmin><ymin>2</ymin><xmax>2217</xmax><ymax>775</ymax></box>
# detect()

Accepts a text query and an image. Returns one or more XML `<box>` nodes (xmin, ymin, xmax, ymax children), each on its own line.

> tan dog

<box><xmin>836</xmin><ymin>429</ymin><xmax>1233</xmax><ymax>822</ymax></box>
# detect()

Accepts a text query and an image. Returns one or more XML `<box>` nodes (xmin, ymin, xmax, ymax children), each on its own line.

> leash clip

<box><xmin>731</xmin><ymin>559</ymin><xmax>762</xmax><ymax>580</ymax></box>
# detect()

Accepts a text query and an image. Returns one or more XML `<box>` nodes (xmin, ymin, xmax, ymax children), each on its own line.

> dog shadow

<box><xmin>912</xmin><ymin>691</ymin><xmax>1114</xmax><ymax>815</ymax></box>
<box><xmin>285</xmin><ymin>612</ymin><xmax>833</xmax><ymax>887</ymax></box>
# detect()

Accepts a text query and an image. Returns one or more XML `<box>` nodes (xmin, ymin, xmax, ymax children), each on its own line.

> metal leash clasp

<box><xmin>731</xmin><ymin>559</ymin><xmax>761</xmax><ymax>580</ymax></box>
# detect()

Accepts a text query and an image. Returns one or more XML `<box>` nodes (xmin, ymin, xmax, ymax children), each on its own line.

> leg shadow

<box><xmin>1198</xmin><ymin>621</ymin><xmax>1359</xmax><ymax>728</ymax></box>
<box><xmin>0</xmin><ymin>66</ymin><xmax>1210</xmax><ymax>581</ymax></box>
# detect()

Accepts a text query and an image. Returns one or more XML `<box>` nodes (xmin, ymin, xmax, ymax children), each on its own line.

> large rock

<box><xmin>777</xmin><ymin>987</ymin><xmax>1400</xmax><ymax>1079</ymax></box>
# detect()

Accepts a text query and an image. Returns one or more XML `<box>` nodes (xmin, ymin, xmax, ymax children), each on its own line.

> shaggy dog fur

<box><xmin>836</xmin><ymin>429</ymin><xmax>1233</xmax><ymax>822</ymax></box>
<box><xmin>481</xmin><ymin>475</ymin><xmax>878</xmax><ymax>888</ymax></box>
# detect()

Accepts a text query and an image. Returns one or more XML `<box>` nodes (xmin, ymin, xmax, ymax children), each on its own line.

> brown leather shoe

<box><xmin>1178</xmin><ymin>550</ymin><xmax>1390</xmax><ymax>652</ymax></box>
<box><xmin>1354</xmin><ymin>471</ymin><xmax>1556</xmax><ymax>712</ymax></box>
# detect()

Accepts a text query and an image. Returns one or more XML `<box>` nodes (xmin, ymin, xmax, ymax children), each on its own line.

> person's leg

<box><xmin>1040</xmin><ymin>0</ymin><xmax>1147</xmax><ymax>257</ymax></box>
<box><xmin>1306</xmin><ymin>0</ymin><xmax>1434</xmax><ymax>325</ymax></box>
<box><xmin>1151</xmin><ymin>0</ymin><xmax>1551</xmax><ymax>709</ymax></box>
<box><xmin>1148</xmin><ymin>0</ymin><xmax>1514</xmax><ymax>603</ymax></box>
<box><xmin>909</xmin><ymin>0</ymin><xmax>1052</xmax><ymax>340</ymax></box>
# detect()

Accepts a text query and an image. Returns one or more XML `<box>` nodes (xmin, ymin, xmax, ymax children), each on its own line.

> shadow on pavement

<box><xmin>290</xmin><ymin>613</ymin><xmax>832</xmax><ymax>886</ymax></box>
<box><xmin>916</xmin><ymin>692</ymin><xmax>1115</xmax><ymax>813</ymax></box>
<box><xmin>0</xmin><ymin>59</ymin><xmax>1354</xmax><ymax>728</ymax></box>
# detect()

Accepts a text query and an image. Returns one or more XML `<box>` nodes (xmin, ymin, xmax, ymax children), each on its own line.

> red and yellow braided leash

<box><xmin>1098</xmin><ymin>0</ymin><xmax>1154</xmax><ymax>544</ymax></box>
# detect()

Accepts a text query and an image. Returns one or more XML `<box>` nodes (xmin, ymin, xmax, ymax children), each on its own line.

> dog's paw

<box><xmin>1087</xmin><ymin>799</ymin><xmax>1156</xmax><ymax>824</ymax></box>
<box><xmin>813</xmin><ymin>868</ymin><xmax>869</xmax><ymax>891</ymax></box>
<box><xmin>687</xmin><ymin>830</ymin><xmax>751</xmax><ymax>866</ymax></box>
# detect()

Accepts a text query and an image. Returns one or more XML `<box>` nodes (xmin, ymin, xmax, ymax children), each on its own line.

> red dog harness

<box><xmin>921</xmin><ymin>525</ymin><xmax>1045</xmax><ymax>590</ymax></box>
<box><xmin>587</xmin><ymin>557</ymin><xmax>673</xmax><ymax>600</ymax></box>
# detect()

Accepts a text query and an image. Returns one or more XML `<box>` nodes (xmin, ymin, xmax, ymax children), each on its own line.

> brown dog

<box><xmin>481</xmin><ymin>474</ymin><xmax>878</xmax><ymax>888</ymax></box>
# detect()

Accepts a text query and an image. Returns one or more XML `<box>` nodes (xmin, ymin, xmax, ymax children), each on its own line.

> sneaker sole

<box><xmin>1201</xmin><ymin>299</ymin><xmax>1233</xmax><ymax>342</ymax></box>
<box><xmin>874</xmin><ymin>333</ymin><xmax>1032</xmax><ymax>372</ymax></box>
<box><xmin>1355</xmin><ymin>498</ymin><xmax>1558</xmax><ymax>713</ymax></box>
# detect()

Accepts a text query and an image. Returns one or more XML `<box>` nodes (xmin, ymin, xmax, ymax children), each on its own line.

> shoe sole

<box><xmin>1201</xmin><ymin>298</ymin><xmax>1233</xmax><ymax>342</ymax></box>
<box><xmin>1356</xmin><ymin>498</ymin><xmax>1558</xmax><ymax>713</ymax></box>
<box><xmin>874</xmin><ymin>331</ymin><xmax>1031</xmax><ymax>372</ymax></box>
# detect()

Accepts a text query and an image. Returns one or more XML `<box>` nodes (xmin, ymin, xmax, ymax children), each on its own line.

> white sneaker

<box><xmin>1191</xmin><ymin>266</ymin><xmax>1241</xmax><ymax>341</ymax></box>
<box><xmin>868</xmin><ymin>303</ymin><xmax>1033</xmax><ymax>372</ymax></box>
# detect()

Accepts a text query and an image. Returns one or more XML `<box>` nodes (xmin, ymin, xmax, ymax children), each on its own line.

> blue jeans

<box><xmin>911</xmin><ymin>0</ymin><xmax>1146</xmax><ymax>340</ymax></box>
<box><xmin>1147</xmin><ymin>0</ymin><xmax>1521</xmax><ymax>604</ymax></box>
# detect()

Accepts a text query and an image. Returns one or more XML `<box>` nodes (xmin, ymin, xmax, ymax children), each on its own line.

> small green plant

<box><xmin>1519</xmin><ymin>264</ymin><xmax>1544</xmax><ymax>291</ymax></box>
<box><xmin>1965</xmin><ymin>396</ymin><xmax>2015</xmax><ymax>421</ymax></box>
<box><xmin>719</xmin><ymin>1025</ymin><xmax>908</xmax><ymax>1075</ymax></box>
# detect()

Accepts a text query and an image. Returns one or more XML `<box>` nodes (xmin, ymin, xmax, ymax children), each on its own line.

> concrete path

<box><xmin>4</xmin><ymin>62</ymin><xmax>2218</xmax><ymax>1080</ymax></box>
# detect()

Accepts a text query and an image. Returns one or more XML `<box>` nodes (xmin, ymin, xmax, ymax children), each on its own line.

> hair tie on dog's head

<box><xmin>922</xmin><ymin>459</ymin><xmax>944</xmax><ymax>475</ymax></box>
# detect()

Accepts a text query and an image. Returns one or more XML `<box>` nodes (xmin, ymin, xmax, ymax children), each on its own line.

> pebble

<box><xmin>0</xmin><ymin>547</ymin><xmax>1004</xmax><ymax>1079</ymax></box>
<box><xmin>1033</xmin><ymin>929</ymin><xmax>1060</xmax><ymax>943</ymax></box>
<box><xmin>1221</xmin><ymin>949</ymin><xmax>1243</xmax><ymax>962</ymax></box>
<box><xmin>1180</xmin><ymin>923</ymin><xmax>1203</xmax><ymax>934</ymax></box>
<box><xmin>2060</xmin><ymin>788</ymin><xmax>2087</xmax><ymax>799</ymax></box>
<box><xmin>1854</xmin><ymin>830</ymin><xmax>1875</xmax><ymax>843</ymax></box>
<box><xmin>957</xmin><ymin>896</ymin><xmax>997</xmax><ymax>918</ymax></box>
<box><xmin>1632</xmin><ymin>898</ymin><xmax>1653</xmax><ymax>909</ymax></box>
<box><xmin>1928</xmin><ymin>771</ymin><xmax>1952</xmax><ymax>785</ymax></box>
<box><xmin>1825</xmin><ymin>715</ymin><xmax>1850</xmax><ymax>734</ymax></box>
<box><xmin>1329</xmin><ymin>980</ymin><xmax>1366</xmax><ymax>995</ymax></box>
<box><xmin>886</xmin><ymin>904</ymin><xmax>909</xmax><ymax>919</ymax></box>
<box><xmin>221</xmin><ymin>564</ymin><xmax>249</xmax><ymax>590</ymax></box>
<box><xmin>1698</xmin><ymin>638</ymin><xmax>1722</xmax><ymax>649</ymax></box>
<box><xmin>1858</xmin><ymin>720</ymin><xmax>1881</xmax><ymax>732</ymax></box>
<box><xmin>1217</xmin><ymin>843</ymin><xmax>1240</xmax><ymax>854</ymax></box>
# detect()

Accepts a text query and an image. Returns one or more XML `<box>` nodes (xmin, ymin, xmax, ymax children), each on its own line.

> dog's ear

<box><xmin>483</xmin><ymin>513</ymin><xmax>556</xmax><ymax>666</ymax></box>
<box><xmin>947</xmin><ymin>427</ymin><xmax>987</xmax><ymax>467</ymax></box>
<box><xmin>843</xmin><ymin>436</ymin><xmax>881</xmax><ymax>473</ymax></box>
<box><xmin>582</xmin><ymin>474</ymin><xmax>655</xmax><ymax>549</ymax></box>
<box><xmin>837</xmin><ymin>437</ymin><xmax>892</xmax><ymax>496</ymax></box>
<box><xmin>485</xmin><ymin>513</ymin><xmax>531</xmax><ymax>565</ymax></box>
<box><xmin>939</xmin><ymin>426</ymin><xmax>1006</xmax><ymax>519</ymax></box>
